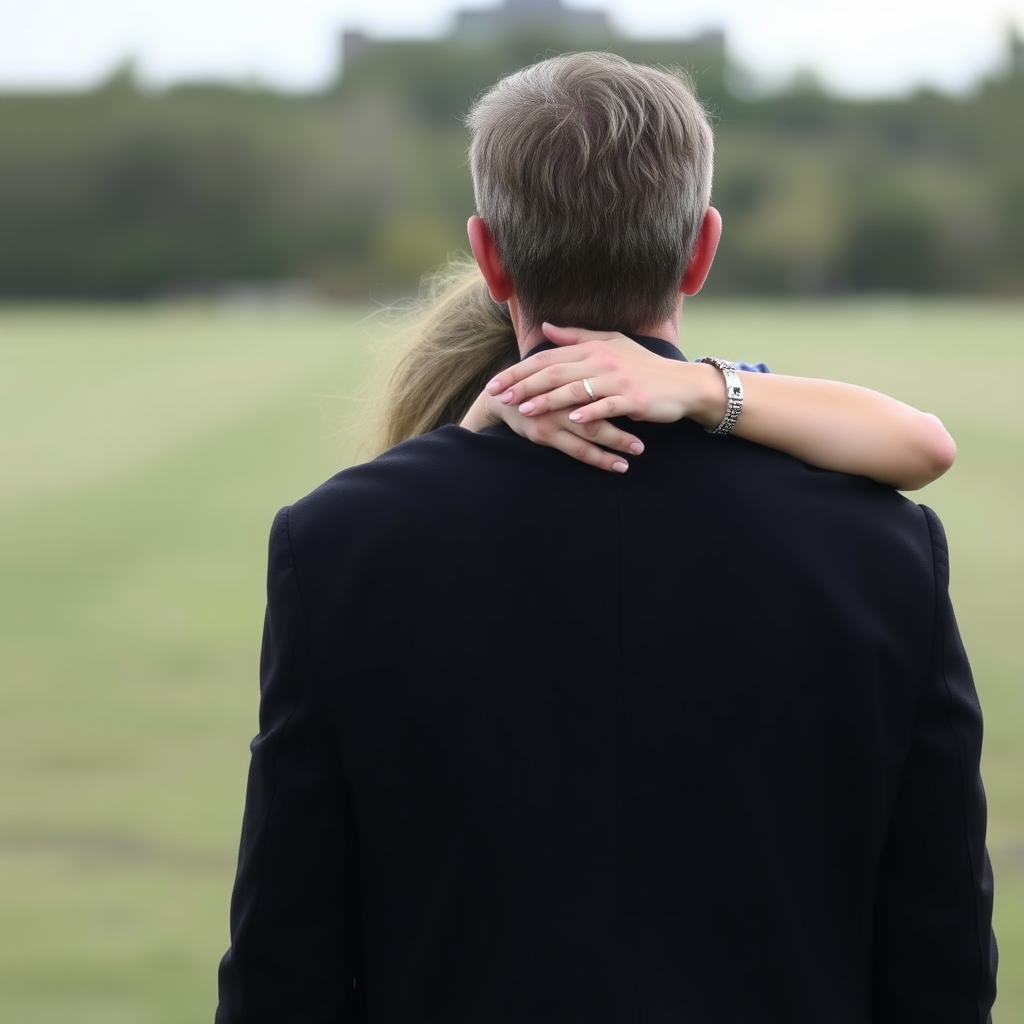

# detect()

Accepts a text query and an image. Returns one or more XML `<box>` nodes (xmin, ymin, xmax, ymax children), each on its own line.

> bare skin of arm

<box><xmin>460</xmin><ymin>325</ymin><xmax>956</xmax><ymax>490</ymax></box>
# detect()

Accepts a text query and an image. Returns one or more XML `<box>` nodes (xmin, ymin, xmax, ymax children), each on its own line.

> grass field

<box><xmin>1</xmin><ymin>301</ymin><xmax>1021</xmax><ymax>1022</ymax></box>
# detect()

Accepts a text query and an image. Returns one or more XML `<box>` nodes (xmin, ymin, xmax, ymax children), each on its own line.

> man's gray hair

<box><xmin>466</xmin><ymin>52</ymin><xmax>714</xmax><ymax>332</ymax></box>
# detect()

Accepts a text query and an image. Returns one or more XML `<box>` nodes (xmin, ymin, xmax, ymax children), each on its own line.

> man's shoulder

<box><xmin>279</xmin><ymin>421</ymin><xmax>945</xmax><ymax>574</ymax></box>
<box><xmin>282</xmin><ymin>425</ymin><xmax>518</xmax><ymax>539</ymax></box>
<box><xmin>677</xmin><ymin>431</ymin><xmax>941</xmax><ymax>566</ymax></box>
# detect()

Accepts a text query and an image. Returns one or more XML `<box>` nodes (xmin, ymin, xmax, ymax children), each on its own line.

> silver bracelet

<box><xmin>697</xmin><ymin>357</ymin><xmax>744</xmax><ymax>436</ymax></box>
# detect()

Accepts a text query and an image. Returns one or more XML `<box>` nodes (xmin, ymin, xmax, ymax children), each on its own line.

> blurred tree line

<box><xmin>1</xmin><ymin>28</ymin><xmax>1022</xmax><ymax>300</ymax></box>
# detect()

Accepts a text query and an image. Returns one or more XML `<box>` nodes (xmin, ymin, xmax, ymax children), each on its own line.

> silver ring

<box><xmin>582</xmin><ymin>377</ymin><xmax>596</xmax><ymax>402</ymax></box>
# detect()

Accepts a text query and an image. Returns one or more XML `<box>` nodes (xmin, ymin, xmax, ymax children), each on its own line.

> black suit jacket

<box><xmin>217</xmin><ymin>338</ymin><xmax>996</xmax><ymax>1023</ymax></box>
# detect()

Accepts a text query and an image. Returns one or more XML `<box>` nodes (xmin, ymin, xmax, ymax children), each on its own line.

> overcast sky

<box><xmin>2</xmin><ymin>0</ymin><xmax>1022</xmax><ymax>97</ymax></box>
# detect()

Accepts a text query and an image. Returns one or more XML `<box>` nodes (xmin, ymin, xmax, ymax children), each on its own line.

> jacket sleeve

<box><xmin>870</xmin><ymin>505</ymin><xmax>997</xmax><ymax>1023</ymax></box>
<box><xmin>216</xmin><ymin>507</ymin><xmax>360</xmax><ymax>1023</ymax></box>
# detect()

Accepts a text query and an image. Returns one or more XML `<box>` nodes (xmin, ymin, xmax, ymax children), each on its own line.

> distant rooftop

<box><xmin>453</xmin><ymin>0</ymin><xmax>611</xmax><ymax>43</ymax></box>
<box><xmin>342</xmin><ymin>0</ymin><xmax>725</xmax><ymax>73</ymax></box>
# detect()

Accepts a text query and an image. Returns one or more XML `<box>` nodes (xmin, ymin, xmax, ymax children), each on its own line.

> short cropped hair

<box><xmin>466</xmin><ymin>52</ymin><xmax>714</xmax><ymax>332</ymax></box>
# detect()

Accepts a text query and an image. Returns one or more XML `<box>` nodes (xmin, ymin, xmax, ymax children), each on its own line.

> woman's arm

<box><xmin>462</xmin><ymin>325</ymin><xmax>955</xmax><ymax>490</ymax></box>
<box><xmin>716</xmin><ymin>370</ymin><xmax>955</xmax><ymax>490</ymax></box>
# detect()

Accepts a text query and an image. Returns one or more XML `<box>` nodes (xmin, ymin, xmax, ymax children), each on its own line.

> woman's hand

<box><xmin>461</xmin><ymin>382</ymin><xmax>644</xmax><ymax>473</ymax></box>
<box><xmin>463</xmin><ymin>323</ymin><xmax>723</xmax><ymax>472</ymax></box>
<box><xmin>484</xmin><ymin>323</ymin><xmax>722</xmax><ymax>428</ymax></box>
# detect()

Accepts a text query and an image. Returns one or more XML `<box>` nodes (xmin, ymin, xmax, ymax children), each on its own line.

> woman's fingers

<box><xmin>486</xmin><ymin>347</ymin><xmax>594</xmax><ymax>400</ymax></box>
<box><xmin>517</xmin><ymin>378</ymin><xmax>607</xmax><ymax>416</ymax></box>
<box><xmin>567</xmin><ymin>396</ymin><xmax>627</xmax><ymax>423</ymax></box>
<box><xmin>485</xmin><ymin>327</ymin><xmax>629</xmax><ymax>397</ymax></box>
<box><xmin>497</xmin><ymin>397</ymin><xmax>645</xmax><ymax>472</ymax></box>
<box><xmin>543</xmin><ymin>418</ymin><xmax>644</xmax><ymax>472</ymax></box>
<box><xmin>555</xmin><ymin>436</ymin><xmax>629</xmax><ymax>473</ymax></box>
<box><xmin>571</xmin><ymin>417</ymin><xmax>644</xmax><ymax>456</ymax></box>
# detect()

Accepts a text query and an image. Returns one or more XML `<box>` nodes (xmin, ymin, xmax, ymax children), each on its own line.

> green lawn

<box><xmin>1</xmin><ymin>301</ymin><xmax>1021</xmax><ymax>1022</ymax></box>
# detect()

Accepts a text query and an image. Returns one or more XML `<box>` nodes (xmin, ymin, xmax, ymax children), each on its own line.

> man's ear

<box><xmin>680</xmin><ymin>207</ymin><xmax>722</xmax><ymax>297</ymax></box>
<box><xmin>467</xmin><ymin>215</ymin><xmax>514</xmax><ymax>303</ymax></box>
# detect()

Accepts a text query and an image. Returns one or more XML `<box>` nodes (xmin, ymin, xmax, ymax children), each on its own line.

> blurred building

<box><xmin>454</xmin><ymin>0</ymin><xmax>611</xmax><ymax>43</ymax></box>
<box><xmin>341</xmin><ymin>0</ymin><xmax>725</xmax><ymax>83</ymax></box>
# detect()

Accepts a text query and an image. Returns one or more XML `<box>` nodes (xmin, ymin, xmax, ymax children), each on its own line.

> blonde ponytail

<box><xmin>370</xmin><ymin>259</ymin><xmax>518</xmax><ymax>453</ymax></box>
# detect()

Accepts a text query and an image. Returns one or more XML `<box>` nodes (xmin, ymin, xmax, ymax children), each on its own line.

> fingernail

<box><xmin>629</xmin><ymin>441</ymin><xmax>644</xmax><ymax>455</ymax></box>
<box><xmin>485</xmin><ymin>379</ymin><xmax>502</xmax><ymax>395</ymax></box>
<box><xmin>612</xmin><ymin>461</ymin><xmax>629</xmax><ymax>473</ymax></box>
<box><xmin>519</xmin><ymin>401</ymin><xmax>535</xmax><ymax>415</ymax></box>
<box><xmin>568</xmin><ymin>411</ymin><xmax>582</xmax><ymax>422</ymax></box>
<box><xmin>500</xmin><ymin>390</ymin><xmax>515</xmax><ymax>404</ymax></box>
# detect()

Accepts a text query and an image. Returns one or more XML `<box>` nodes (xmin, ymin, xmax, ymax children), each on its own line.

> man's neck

<box><xmin>511</xmin><ymin>305</ymin><xmax>683</xmax><ymax>357</ymax></box>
